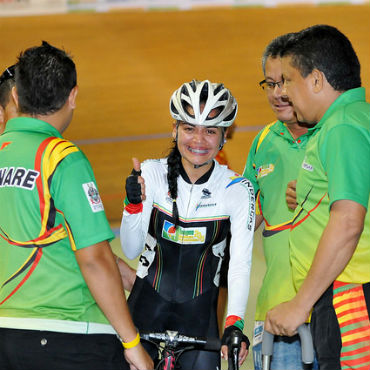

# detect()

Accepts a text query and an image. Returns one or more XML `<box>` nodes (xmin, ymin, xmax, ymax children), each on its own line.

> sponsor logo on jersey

<box><xmin>227</xmin><ymin>177</ymin><xmax>255</xmax><ymax>230</ymax></box>
<box><xmin>256</xmin><ymin>164</ymin><xmax>274</xmax><ymax>179</ymax></box>
<box><xmin>226</xmin><ymin>176</ymin><xmax>244</xmax><ymax>188</ymax></box>
<box><xmin>0</xmin><ymin>142</ymin><xmax>12</xmax><ymax>150</ymax></box>
<box><xmin>82</xmin><ymin>182</ymin><xmax>104</xmax><ymax>213</ymax></box>
<box><xmin>201</xmin><ymin>188</ymin><xmax>211</xmax><ymax>199</ymax></box>
<box><xmin>302</xmin><ymin>158</ymin><xmax>314</xmax><ymax>172</ymax></box>
<box><xmin>162</xmin><ymin>220</ymin><xmax>206</xmax><ymax>244</ymax></box>
<box><xmin>226</xmin><ymin>175</ymin><xmax>252</xmax><ymax>189</ymax></box>
<box><xmin>0</xmin><ymin>166</ymin><xmax>39</xmax><ymax>190</ymax></box>
<box><xmin>195</xmin><ymin>202</ymin><xmax>217</xmax><ymax>211</ymax></box>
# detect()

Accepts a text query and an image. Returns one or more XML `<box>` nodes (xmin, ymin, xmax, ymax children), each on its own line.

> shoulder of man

<box><xmin>254</xmin><ymin>120</ymin><xmax>279</xmax><ymax>154</ymax></box>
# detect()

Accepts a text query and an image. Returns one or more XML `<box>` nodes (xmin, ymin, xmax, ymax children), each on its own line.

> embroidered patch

<box><xmin>82</xmin><ymin>182</ymin><xmax>104</xmax><ymax>213</ymax></box>
<box><xmin>256</xmin><ymin>164</ymin><xmax>274</xmax><ymax>179</ymax></box>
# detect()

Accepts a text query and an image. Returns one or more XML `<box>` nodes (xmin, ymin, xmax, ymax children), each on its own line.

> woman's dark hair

<box><xmin>167</xmin><ymin>140</ymin><xmax>181</xmax><ymax>228</ymax></box>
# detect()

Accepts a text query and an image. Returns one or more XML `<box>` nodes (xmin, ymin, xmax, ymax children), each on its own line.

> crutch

<box><xmin>261</xmin><ymin>324</ymin><xmax>314</xmax><ymax>370</ymax></box>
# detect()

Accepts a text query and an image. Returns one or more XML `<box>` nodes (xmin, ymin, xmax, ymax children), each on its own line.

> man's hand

<box><xmin>124</xmin><ymin>343</ymin><xmax>154</xmax><ymax>370</ymax></box>
<box><xmin>264</xmin><ymin>299</ymin><xmax>310</xmax><ymax>337</ymax></box>
<box><xmin>116</xmin><ymin>256</ymin><xmax>136</xmax><ymax>292</ymax></box>
<box><xmin>286</xmin><ymin>180</ymin><xmax>297</xmax><ymax>210</ymax></box>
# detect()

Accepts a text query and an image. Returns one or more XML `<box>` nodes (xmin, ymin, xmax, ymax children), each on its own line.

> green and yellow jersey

<box><xmin>290</xmin><ymin>87</ymin><xmax>370</xmax><ymax>291</ymax></box>
<box><xmin>0</xmin><ymin>117</ymin><xmax>114</xmax><ymax>331</ymax></box>
<box><xmin>243</xmin><ymin>120</ymin><xmax>310</xmax><ymax>320</ymax></box>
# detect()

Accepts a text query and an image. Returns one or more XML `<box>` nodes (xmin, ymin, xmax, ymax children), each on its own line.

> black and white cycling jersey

<box><xmin>120</xmin><ymin>158</ymin><xmax>255</xmax><ymax>319</ymax></box>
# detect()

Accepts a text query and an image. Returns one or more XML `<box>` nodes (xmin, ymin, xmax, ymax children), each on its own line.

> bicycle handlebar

<box><xmin>140</xmin><ymin>330</ymin><xmax>221</xmax><ymax>351</ymax></box>
<box><xmin>141</xmin><ymin>330</ymin><xmax>243</xmax><ymax>370</ymax></box>
<box><xmin>227</xmin><ymin>329</ymin><xmax>242</xmax><ymax>370</ymax></box>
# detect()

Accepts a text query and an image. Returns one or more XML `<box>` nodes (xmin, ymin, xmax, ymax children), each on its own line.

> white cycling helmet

<box><xmin>169</xmin><ymin>79</ymin><xmax>237</xmax><ymax>127</ymax></box>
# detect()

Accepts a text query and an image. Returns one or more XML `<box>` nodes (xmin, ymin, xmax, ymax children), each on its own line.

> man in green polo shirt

<box><xmin>0</xmin><ymin>42</ymin><xmax>153</xmax><ymax>370</ymax></box>
<box><xmin>265</xmin><ymin>25</ymin><xmax>370</xmax><ymax>370</ymax></box>
<box><xmin>243</xmin><ymin>33</ymin><xmax>312</xmax><ymax>370</ymax></box>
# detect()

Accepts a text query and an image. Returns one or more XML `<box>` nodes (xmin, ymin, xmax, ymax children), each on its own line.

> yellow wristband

<box><xmin>122</xmin><ymin>332</ymin><xmax>140</xmax><ymax>349</ymax></box>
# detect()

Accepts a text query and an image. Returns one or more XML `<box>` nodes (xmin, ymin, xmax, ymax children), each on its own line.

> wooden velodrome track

<box><xmin>1</xmin><ymin>7</ymin><xmax>369</xmax><ymax>369</ymax></box>
<box><xmin>1</xmin><ymin>4</ymin><xmax>369</xmax><ymax>223</ymax></box>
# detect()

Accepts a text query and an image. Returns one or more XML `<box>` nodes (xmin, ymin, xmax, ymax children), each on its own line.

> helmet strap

<box><xmin>219</xmin><ymin>129</ymin><xmax>226</xmax><ymax>150</ymax></box>
<box><xmin>194</xmin><ymin>160</ymin><xmax>213</xmax><ymax>169</ymax></box>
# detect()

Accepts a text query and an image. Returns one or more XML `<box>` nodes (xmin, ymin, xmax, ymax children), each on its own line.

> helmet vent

<box><xmin>224</xmin><ymin>108</ymin><xmax>237</xmax><ymax>122</ymax></box>
<box><xmin>170</xmin><ymin>101</ymin><xmax>179</xmax><ymax>115</ymax></box>
<box><xmin>169</xmin><ymin>79</ymin><xmax>237</xmax><ymax>127</ymax></box>
<box><xmin>181</xmin><ymin>85</ymin><xmax>189</xmax><ymax>96</ymax></box>
<box><xmin>200</xmin><ymin>83</ymin><xmax>209</xmax><ymax>102</ymax></box>
<box><xmin>206</xmin><ymin>109</ymin><xmax>221</xmax><ymax>121</ymax></box>
<box><xmin>189</xmin><ymin>80</ymin><xmax>197</xmax><ymax>92</ymax></box>
<box><xmin>213</xmin><ymin>84</ymin><xmax>224</xmax><ymax>95</ymax></box>
<box><xmin>220</xmin><ymin>92</ymin><xmax>229</xmax><ymax>101</ymax></box>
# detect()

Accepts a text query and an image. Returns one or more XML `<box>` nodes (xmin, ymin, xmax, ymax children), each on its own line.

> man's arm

<box><xmin>265</xmin><ymin>199</ymin><xmax>366</xmax><ymax>336</ymax></box>
<box><xmin>115</xmin><ymin>255</ymin><xmax>136</xmax><ymax>292</ymax></box>
<box><xmin>75</xmin><ymin>241</ymin><xmax>153</xmax><ymax>370</ymax></box>
<box><xmin>255</xmin><ymin>214</ymin><xmax>264</xmax><ymax>231</ymax></box>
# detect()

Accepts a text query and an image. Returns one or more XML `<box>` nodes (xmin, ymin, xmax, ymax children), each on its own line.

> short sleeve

<box><xmin>51</xmin><ymin>151</ymin><xmax>114</xmax><ymax>249</ymax></box>
<box><xmin>243</xmin><ymin>135</ymin><xmax>263</xmax><ymax>215</ymax></box>
<box><xmin>321</xmin><ymin>124</ymin><xmax>370</xmax><ymax>209</ymax></box>
<box><xmin>243</xmin><ymin>137</ymin><xmax>259</xmax><ymax>194</ymax></box>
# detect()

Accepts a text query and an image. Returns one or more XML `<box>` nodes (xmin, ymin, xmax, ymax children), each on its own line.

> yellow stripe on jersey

<box><xmin>39</xmin><ymin>138</ymin><xmax>79</xmax><ymax>237</ymax></box>
<box><xmin>255</xmin><ymin>121</ymin><xmax>276</xmax><ymax>153</ymax></box>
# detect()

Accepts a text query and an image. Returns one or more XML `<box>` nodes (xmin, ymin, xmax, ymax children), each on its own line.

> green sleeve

<box><xmin>321</xmin><ymin>124</ymin><xmax>370</xmax><ymax>209</ymax></box>
<box><xmin>243</xmin><ymin>133</ymin><xmax>261</xmax><ymax>195</ymax></box>
<box><xmin>243</xmin><ymin>133</ymin><xmax>264</xmax><ymax>214</ymax></box>
<box><xmin>51</xmin><ymin>151</ymin><xmax>115</xmax><ymax>249</ymax></box>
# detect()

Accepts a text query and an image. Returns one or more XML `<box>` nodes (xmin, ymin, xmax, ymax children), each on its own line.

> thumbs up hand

<box><xmin>131</xmin><ymin>157</ymin><xmax>142</xmax><ymax>177</ymax></box>
<box><xmin>125</xmin><ymin>158</ymin><xmax>146</xmax><ymax>204</ymax></box>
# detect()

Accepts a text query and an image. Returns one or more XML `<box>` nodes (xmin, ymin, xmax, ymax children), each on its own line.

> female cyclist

<box><xmin>120</xmin><ymin>79</ymin><xmax>255</xmax><ymax>370</ymax></box>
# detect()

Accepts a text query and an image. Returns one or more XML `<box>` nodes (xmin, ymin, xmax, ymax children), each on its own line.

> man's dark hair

<box><xmin>0</xmin><ymin>65</ymin><xmax>16</xmax><ymax>109</ymax></box>
<box><xmin>280</xmin><ymin>25</ymin><xmax>361</xmax><ymax>91</ymax></box>
<box><xmin>0</xmin><ymin>79</ymin><xmax>15</xmax><ymax>109</ymax></box>
<box><xmin>16</xmin><ymin>41</ymin><xmax>77</xmax><ymax>115</ymax></box>
<box><xmin>262</xmin><ymin>32</ymin><xmax>296</xmax><ymax>75</ymax></box>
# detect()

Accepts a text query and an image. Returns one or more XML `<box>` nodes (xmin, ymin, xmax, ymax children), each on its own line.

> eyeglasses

<box><xmin>259</xmin><ymin>79</ymin><xmax>283</xmax><ymax>91</ymax></box>
<box><xmin>0</xmin><ymin>65</ymin><xmax>16</xmax><ymax>87</ymax></box>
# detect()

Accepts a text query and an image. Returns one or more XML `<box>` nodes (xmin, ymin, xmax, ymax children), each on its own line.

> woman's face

<box><xmin>173</xmin><ymin>122</ymin><xmax>222</xmax><ymax>170</ymax></box>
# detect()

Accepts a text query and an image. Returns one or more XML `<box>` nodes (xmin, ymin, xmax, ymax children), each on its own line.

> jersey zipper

<box><xmin>174</xmin><ymin>183</ymin><xmax>194</xmax><ymax>300</ymax></box>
